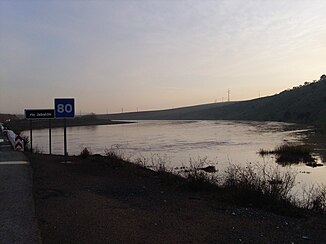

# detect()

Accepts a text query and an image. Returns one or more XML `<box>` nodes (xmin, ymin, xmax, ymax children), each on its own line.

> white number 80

<box><xmin>57</xmin><ymin>104</ymin><xmax>73</xmax><ymax>113</ymax></box>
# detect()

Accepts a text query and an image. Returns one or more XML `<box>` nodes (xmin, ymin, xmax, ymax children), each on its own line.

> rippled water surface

<box><xmin>24</xmin><ymin>120</ymin><xmax>326</xmax><ymax>186</ymax></box>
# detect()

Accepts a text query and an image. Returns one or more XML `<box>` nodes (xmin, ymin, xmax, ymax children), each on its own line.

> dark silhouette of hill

<box><xmin>106</xmin><ymin>74</ymin><xmax>326</xmax><ymax>128</ymax></box>
<box><xmin>104</xmin><ymin>102</ymin><xmax>235</xmax><ymax>120</ymax></box>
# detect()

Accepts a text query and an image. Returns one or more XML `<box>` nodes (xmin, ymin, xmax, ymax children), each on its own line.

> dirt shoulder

<box><xmin>29</xmin><ymin>153</ymin><xmax>326</xmax><ymax>243</ymax></box>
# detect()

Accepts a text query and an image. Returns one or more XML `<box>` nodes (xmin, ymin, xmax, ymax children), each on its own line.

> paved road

<box><xmin>0</xmin><ymin>130</ymin><xmax>40</xmax><ymax>243</ymax></box>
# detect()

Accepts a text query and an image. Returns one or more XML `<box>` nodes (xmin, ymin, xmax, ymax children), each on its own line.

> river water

<box><xmin>23</xmin><ymin>120</ymin><xmax>326</xmax><ymax>188</ymax></box>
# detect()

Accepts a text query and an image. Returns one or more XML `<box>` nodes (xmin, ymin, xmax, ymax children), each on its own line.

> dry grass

<box><xmin>300</xmin><ymin>185</ymin><xmax>326</xmax><ymax>213</ymax></box>
<box><xmin>182</xmin><ymin>157</ymin><xmax>219</xmax><ymax>191</ymax></box>
<box><xmin>104</xmin><ymin>147</ymin><xmax>125</xmax><ymax>161</ymax></box>
<box><xmin>222</xmin><ymin>163</ymin><xmax>297</xmax><ymax>213</ymax></box>
<box><xmin>80</xmin><ymin>148</ymin><xmax>326</xmax><ymax>215</ymax></box>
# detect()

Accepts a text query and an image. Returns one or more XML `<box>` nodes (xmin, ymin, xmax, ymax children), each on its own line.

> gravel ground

<box><xmin>29</xmin><ymin>154</ymin><xmax>326</xmax><ymax>244</ymax></box>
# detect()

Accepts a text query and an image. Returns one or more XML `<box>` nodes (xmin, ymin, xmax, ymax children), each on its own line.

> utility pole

<box><xmin>227</xmin><ymin>89</ymin><xmax>230</xmax><ymax>102</ymax></box>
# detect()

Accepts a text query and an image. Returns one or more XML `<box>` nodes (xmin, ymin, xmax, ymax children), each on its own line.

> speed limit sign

<box><xmin>54</xmin><ymin>98</ymin><xmax>75</xmax><ymax>118</ymax></box>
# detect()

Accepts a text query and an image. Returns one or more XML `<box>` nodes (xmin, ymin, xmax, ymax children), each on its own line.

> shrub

<box><xmin>104</xmin><ymin>147</ymin><xmax>124</xmax><ymax>161</ymax></box>
<box><xmin>149</xmin><ymin>154</ymin><xmax>171</xmax><ymax>173</ymax></box>
<box><xmin>259</xmin><ymin>144</ymin><xmax>315</xmax><ymax>164</ymax></box>
<box><xmin>223</xmin><ymin>163</ymin><xmax>296</xmax><ymax>207</ymax></box>
<box><xmin>183</xmin><ymin>157</ymin><xmax>219</xmax><ymax>191</ymax></box>
<box><xmin>300</xmin><ymin>185</ymin><xmax>326</xmax><ymax>213</ymax></box>
<box><xmin>134</xmin><ymin>154</ymin><xmax>149</xmax><ymax>167</ymax></box>
<box><xmin>80</xmin><ymin>147</ymin><xmax>92</xmax><ymax>159</ymax></box>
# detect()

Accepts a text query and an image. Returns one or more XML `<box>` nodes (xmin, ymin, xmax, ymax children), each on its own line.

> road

<box><xmin>0</xmin><ymin>129</ymin><xmax>40</xmax><ymax>243</ymax></box>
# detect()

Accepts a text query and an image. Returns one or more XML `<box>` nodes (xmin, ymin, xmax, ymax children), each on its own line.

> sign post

<box><xmin>64</xmin><ymin>119</ymin><xmax>67</xmax><ymax>157</ymax></box>
<box><xmin>30</xmin><ymin>120</ymin><xmax>33</xmax><ymax>153</ymax></box>
<box><xmin>54</xmin><ymin>98</ymin><xmax>75</xmax><ymax>160</ymax></box>
<box><xmin>49</xmin><ymin>119</ymin><xmax>52</xmax><ymax>155</ymax></box>
<box><xmin>25</xmin><ymin>99</ymin><xmax>75</xmax><ymax>157</ymax></box>
<box><xmin>25</xmin><ymin>109</ymin><xmax>55</xmax><ymax>153</ymax></box>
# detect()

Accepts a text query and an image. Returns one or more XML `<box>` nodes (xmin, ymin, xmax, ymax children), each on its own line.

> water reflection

<box><xmin>23</xmin><ymin>120</ymin><xmax>326</xmax><ymax>186</ymax></box>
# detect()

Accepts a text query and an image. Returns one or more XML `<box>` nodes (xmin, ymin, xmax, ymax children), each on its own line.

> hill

<box><xmin>106</xmin><ymin>74</ymin><xmax>326</xmax><ymax>127</ymax></box>
<box><xmin>103</xmin><ymin>102</ymin><xmax>235</xmax><ymax>120</ymax></box>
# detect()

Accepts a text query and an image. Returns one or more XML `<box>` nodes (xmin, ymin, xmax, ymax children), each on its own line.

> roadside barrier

<box><xmin>1</xmin><ymin>124</ymin><xmax>8</xmax><ymax>136</ymax></box>
<box><xmin>6</xmin><ymin>130</ymin><xmax>24</xmax><ymax>151</ymax></box>
<box><xmin>15</xmin><ymin>134</ymin><xmax>24</xmax><ymax>151</ymax></box>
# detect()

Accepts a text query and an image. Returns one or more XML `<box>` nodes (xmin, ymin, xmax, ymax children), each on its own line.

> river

<box><xmin>23</xmin><ymin>120</ymin><xmax>326</xmax><ymax>188</ymax></box>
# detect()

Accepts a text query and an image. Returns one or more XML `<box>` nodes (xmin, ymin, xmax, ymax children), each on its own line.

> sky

<box><xmin>1</xmin><ymin>0</ymin><xmax>326</xmax><ymax>114</ymax></box>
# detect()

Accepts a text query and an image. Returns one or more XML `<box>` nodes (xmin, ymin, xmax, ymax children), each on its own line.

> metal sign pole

<box><xmin>25</xmin><ymin>109</ymin><xmax>55</xmax><ymax>154</ymax></box>
<box><xmin>64</xmin><ymin>118</ymin><xmax>67</xmax><ymax>160</ymax></box>
<box><xmin>30</xmin><ymin>120</ymin><xmax>33</xmax><ymax>153</ymax></box>
<box><xmin>54</xmin><ymin>98</ymin><xmax>75</xmax><ymax>162</ymax></box>
<box><xmin>49</xmin><ymin>119</ymin><xmax>52</xmax><ymax>155</ymax></box>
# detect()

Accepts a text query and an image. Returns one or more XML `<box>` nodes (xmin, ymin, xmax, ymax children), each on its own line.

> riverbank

<box><xmin>4</xmin><ymin>116</ymin><xmax>132</xmax><ymax>133</ymax></box>
<box><xmin>29</xmin><ymin>153</ymin><xmax>326</xmax><ymax>243</ymax></box>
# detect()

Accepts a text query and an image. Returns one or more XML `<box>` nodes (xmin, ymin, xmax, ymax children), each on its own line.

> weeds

<box><xmin>223</xmin><ymin>163</ymin><xmax>296</xmax><ymax>207</ymax></box>
<box><xmin>133</xmin><ymin>153</ymin><xmax>172</xmax><ymax>173</ymax></box>
<box><xmin>149</xmin><ymin>154</ymin><xmax>171</xmax><ymax>173</ymax></box>
<box><xmin>133</xmin><ymin>154</ymin><xmax>149</xmax><ymax>167</ymax></box>
<box><xmin>104</xmin><ymin>146</ymin><xmax>124</xmax><ymax>161</ymax></box>
<box><xmin>80</xmin><ymin>147</ymin><xmax>92</xmax><ymax>159</ymax></box>
<box><xmin>182</xmin><ymin>157</ymin><xmax>219</xmax><ymax>191</ymax></box>
<box><xmin>43</xmin><ymin>144</ymin><xmax>326</xmax><ymax>214</ymax></box>
<box><xmin>300</xmin><ymin>185</ymin><xmax>326</xmax><ymax>212</ymax></box>
<box><xmin>259</xmin><ymin>144</ymin><xmax>315</xmax><ymax>164</ymax></box>
<box><xmin>108</xmin><ymin>149</ymin><xmax>326</xmax><ymax>213</ymax></box>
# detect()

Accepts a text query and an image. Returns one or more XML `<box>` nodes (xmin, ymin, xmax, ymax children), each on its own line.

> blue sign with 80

<box><xmin>54</xmin><ymin>98</ymin><xmax>75</xmax><ymax>118</ymax></box>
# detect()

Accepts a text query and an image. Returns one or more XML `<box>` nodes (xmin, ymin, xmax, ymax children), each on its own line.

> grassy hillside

<box><xmin>200</xmin><ymin>75</ymin><xmax>326</xmax><ymax>125</ymax></box>
<box><xmin>106</xmin><ymin>75</ymin><xmax>326</xmax><ymax>127</ymax></box>
<box><xmin>104</xmin><ymin>102</ymin><xmax>235</xmax><ymax>120</ymax></box>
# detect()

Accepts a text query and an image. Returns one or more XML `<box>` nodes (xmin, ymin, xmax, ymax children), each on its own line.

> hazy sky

<box><xmin>1</xmin><ymin>0</ymin><xmax>326</xmax><ymax>114</ymax></box>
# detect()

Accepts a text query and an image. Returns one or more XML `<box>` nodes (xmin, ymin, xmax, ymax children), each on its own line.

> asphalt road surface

<box><xmin>0</xmin><ymin>130</ymin><xmax>40</xmax><ymax>243</ymax></box>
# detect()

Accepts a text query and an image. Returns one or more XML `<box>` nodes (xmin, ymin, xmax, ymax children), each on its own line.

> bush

<box><xmin>223</xmin><ymin>163</ymin><xmax>296</xmax><ymax>208</ymax></box>
<box><xmin>259</xmin><ymin>144</ymin><xmax>315</xmax><ymax>164</ymax></box>
<box><xmin>104</xmin><ymin>147</ymin><xmax>124</xmax><ymax>161</ymax></box>
<box><xmin>183</xmin><ymin>157</ymin><xmax>219</xmax><ymax>191</ymax></box>
<box><xmin>80</xmin><ymin>147</ymin><xmax>92</xmax><ymax>159</ymax></box>
<box><xmin>300</xmin><ymin>185</ymin><xmax>326</xmax><ymax>213</ymax></box>
<box><xmin>149</xmin><ymin>154</ymin><xmax>171</xmax><ymax>173</ymax></box>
